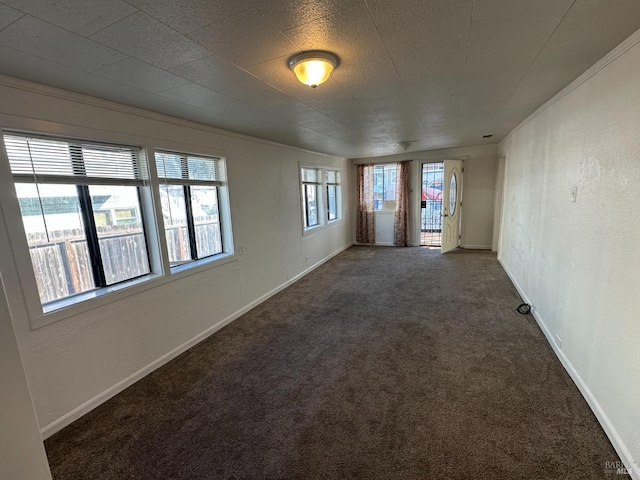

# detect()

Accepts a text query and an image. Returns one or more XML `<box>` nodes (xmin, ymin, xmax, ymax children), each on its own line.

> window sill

<box><xmin>30</xmin><ymin>252</ymin><xmax>237</xmax><ymax>329</ymax></box>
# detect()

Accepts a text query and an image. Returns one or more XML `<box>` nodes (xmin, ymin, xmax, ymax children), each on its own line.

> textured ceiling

<box><xmin>1</xmin><ymin>0</ymin><xmax>640</xmax><ymax>158</ymax></box>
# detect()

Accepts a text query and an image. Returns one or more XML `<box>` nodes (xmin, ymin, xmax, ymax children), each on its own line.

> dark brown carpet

<box><xmin>45</xmin><ymin>246</ymin><xmax>625</xmax><ymax>479</ymax></box>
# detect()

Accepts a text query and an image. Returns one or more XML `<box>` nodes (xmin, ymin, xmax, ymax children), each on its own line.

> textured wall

<box><xmin>499</xmin><ymin>37</ymin><xmax>640</xmax><ymax>476</ymax></box>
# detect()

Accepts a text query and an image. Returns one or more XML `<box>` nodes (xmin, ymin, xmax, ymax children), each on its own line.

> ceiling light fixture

<box><xmin>288</xmin><ymin>50</ymin><xmax>339</xmax><ymax>88</ymax></box>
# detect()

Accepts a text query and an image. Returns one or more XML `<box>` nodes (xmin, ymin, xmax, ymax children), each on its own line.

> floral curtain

<box><xmin>356</xmin><ymin>164</ymin><xmax>376</xmax><ymax>244</ymax></box>
<box><xmin>393</xmin><ymin>160</ymin><xmax>410</xmax><ymax>247</ymax></box>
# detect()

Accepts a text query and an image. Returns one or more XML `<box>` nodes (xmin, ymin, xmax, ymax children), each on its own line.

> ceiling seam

<box><xmin>0</xmin><ymin>12</ymin><xmax>26</xmax><ymax>34</ymax></box>
<box><xmin>362</xmin><ymin>0</ymin><xmax>434</xmax><ymax>149</ymax></box>
<box><xmin>85</xmin><ymin>9</ymin><xmax>140</xmax><ymax>38</ymax></box>
<box><xmin>501</xmin><ymin>0</ymin><xmax>577</xmax><ymax>107</ymax></box>
<box><xmin>455</xmin><ymin>0</ymin><xmax>476</xmax><ymax>136</ymax></box>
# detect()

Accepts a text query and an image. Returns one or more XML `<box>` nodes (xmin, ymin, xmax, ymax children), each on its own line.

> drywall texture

<box><xmin>0</xmin><ymin>77</ymin><xmax>352</xmax><ymax>434</ymax></box>
<box><xmin>354</xmin><ymin>145</ymin><xmax>498</xmax><ymax>248</ymax></box>
<box><xmin>499</xmin><ymin>39</ymin><xmax>640</xmax><ymax>475</ymax></box>
<box><xmin>0</xmin><ymin>273</ymin><xmax>52</xmax><ymax>480</ymax></box>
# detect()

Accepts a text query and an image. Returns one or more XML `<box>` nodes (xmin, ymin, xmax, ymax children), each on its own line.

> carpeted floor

<box><xmin>45</xmin><ymin>246</ymin><xmax>625</xmax><ymax>479</ymax></box>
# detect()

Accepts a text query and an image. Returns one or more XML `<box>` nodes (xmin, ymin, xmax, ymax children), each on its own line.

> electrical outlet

<box><xmin>555</xmin><ymin>334</ymin><xmax>562</xmax><ymax>349</ymax></box>
<box><xmin>239</xmin><ymin>245</ymin><xmax>244</xmax><ymax>255</ymax></box>
<box><xmin>304</xmin><ymin>255</ymin><xmax>309</xmax><ymax>262</ymax></box>
<box><xmin>570</xmin><ymin>186</ymin><xmax>577</xmax><ymax>203</ymax></box>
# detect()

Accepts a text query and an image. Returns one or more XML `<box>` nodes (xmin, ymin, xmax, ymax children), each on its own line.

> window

<box><xmin>5</xmin><ymin>133</ymin><xmax>150</xmax><ymax>305</ymax></box>
<box><xmin>301</xmin><ymin>167</ymin><xmax>321</xmax><ymax>228</ymax></box>
<box><xmin>373</xmin><ymin>164</ymin><xmax>398</xmax><ymax>210</ymax></box>
<box><xmin>301</xmin><ymin>166</ymin><xmax>342</xmax><ymax>231</ymax></box>
<box><xmin>326</xmin><ymin>170</ymin><xmax>341</xmax><ymax>222</ymax></box>
<box><xmin>155</xmin><ymin>151</ymin><xmax>223</xmax><ymax>267</ymax></box>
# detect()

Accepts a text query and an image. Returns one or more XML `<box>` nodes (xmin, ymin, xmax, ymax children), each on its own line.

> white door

<box><xmin>441</xmin><ymin>160</ymin><xmax>463</xmax><ymax>253</ymax></box>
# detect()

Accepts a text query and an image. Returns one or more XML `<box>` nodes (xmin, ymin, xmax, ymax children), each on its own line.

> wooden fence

<box><xmin>29</xmin><ymin>219</ymin><xmax>222</xmax><ymax>304</ymax></box>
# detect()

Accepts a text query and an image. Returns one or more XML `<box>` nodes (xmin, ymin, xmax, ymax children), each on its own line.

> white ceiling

<box><xmin>1</xmin><ymin>0</ymin><xmax>639</xmax><ymax>158</ymax></box>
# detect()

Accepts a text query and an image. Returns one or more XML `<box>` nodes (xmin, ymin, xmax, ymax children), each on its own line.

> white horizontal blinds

<box><xmin>4</xmin><ymin>134</ymin><xmax>145</xmax><ymax>186</ymax></box>
<box><xmin>155</xmin><ymin>151</ymin><xmax>221</xmax><ymax>185</ymax></box>
<box><xmin>301</xmin><ymin>167</ymin><xmax>319</xmax><ymax>183</ymax></box>
<box><xmin>327</xmin><ymin>170</ymin><xmax>340</xmax><ymax>184</ymax></box>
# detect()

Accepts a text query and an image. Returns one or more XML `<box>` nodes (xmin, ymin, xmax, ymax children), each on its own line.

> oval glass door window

<box><xmin>449</xmin><ymin>173</ymin><xmax>457</xmax><ymax>216</ymax></box>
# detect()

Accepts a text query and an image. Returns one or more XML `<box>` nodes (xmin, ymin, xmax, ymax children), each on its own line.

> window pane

<box><xmin>159</xmin><ymin>184</ymin><xmax>192</xmax><ymax>265</ymax></box>
<box><xmin>327</xmin><ymin>185</ymin><xmax>337</xmax><ymax>221</ymax></box>
<box><xmin>15</xmin><ymin>183</ymin><xmax>95</xmax><ymax>303</ymax></box>
<box><xmin>89</xmin><ymin>185</ymin><xmax>150</xmax><ymax>284</ymax></box>
<box><xmin>191</xmin><ymin>186</ymin><xmax>222</xmax><ymax>258</ymax></box>
<box><xmin>156</xmin><ymin>152</ymin><xmax>183</xmax><ymax>179</ymax></box>
<box><xmin>327</xmin><ymin>170</ymin><xmax>337</xmax><ymax>183</ymax></box>
<box><xmin>188</xmin><ymin>157</ymin><xmax>218</xmax><ymax>181</ymax></box>
<box><xmin>305</xmin><ymin>184</ymin><xmax>318</xmax><ymax>227</ymax></box>
<box><xmin>301</xmin><ymin>168</ymin><xmax>318</xmax><ymax>183</ymax></box>
<box><xmin>373</xmin><ymin>165</ymin><xmax>384</xmax><ymax>210</ymax></box>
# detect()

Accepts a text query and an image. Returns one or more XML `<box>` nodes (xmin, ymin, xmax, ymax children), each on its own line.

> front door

<box><xmin>441</xmin><ymin>160</ymin><xmax>463</xmax><ymax>253</ymax></box>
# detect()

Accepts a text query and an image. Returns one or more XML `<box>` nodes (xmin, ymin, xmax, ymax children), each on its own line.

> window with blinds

<box><xmin>155</xmin><ymin>151</ymin><xmax>223</xmax><ymax>266</ymax></box>
<box><xmin>4</xmin><ymin>133</ymin><xmax>151</xmax><ymax>306</ymax></box>
<box><xmin>4</xmin><ymin>134</ymin><xmax>147</xmax><ymax>184</ymax></box>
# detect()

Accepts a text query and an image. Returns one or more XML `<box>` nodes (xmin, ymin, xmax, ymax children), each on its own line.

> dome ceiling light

<box><xmin>288</xmin><ymin>51</ymin><xmax>339</xmax><ymax>88</ymax></box>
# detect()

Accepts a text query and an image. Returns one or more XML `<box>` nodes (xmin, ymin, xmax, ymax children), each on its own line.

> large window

<box><xmin>373</xmin><ymin>164</ymin><xmax>397</xmax><ymax>210</ymax></box>
<box><xmin>326</xmin><ymin>170</ymin><xmax>340</xmax><ymax>222</ymax></box>
<box><xmin>5</xmin><ymin>134</ymin><xmax>150</xmax><ymax>305</ymax></box>
<box><xmin>301</xmin><ymin>167</ymin><xmax>320</xmax><ymax>228</ymax></box>
<box><xmin>301</xmin><ymin>166</ymin><xmax>341</xmax><ymax>231</ymax></box>
<box><xmin>155</xmin><ymin>151</ymin><xmax>223</xmax><ymax>267</ymax></box>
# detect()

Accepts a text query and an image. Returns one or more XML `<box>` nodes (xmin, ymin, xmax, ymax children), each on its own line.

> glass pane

<box><xmin>301</xmin><ymin>168</ymin><xmax>318</xmax><ymax>183</ymax></box>
<box><xmin>384</xmin><ymin>165</ymin><xmax>397</xmax><ymax>201</ymax></box>
<box><xmin>305</xmin><ymin>184</ymin><xmax>318</xmax><ymax>227</ymax></box>
<box><xmin>155</xmin><ymin>152</ymin><xmax>183</xmax><ymax>179</ymax></box>
<box><xmin>327</xmin><ymin>185</ymin><xmax>337</xmax><ymax>221</ymax></box>
<box><xmin>15</xmin><ymin>183</ymin><xmax>95</xmax><ymax>303</ymax></box>
<box><xmin>159</xmin><ymin>184</ymin><xmax>192</xmax><ymax>265</ymax></box>
<box><xmin>191</xmin><ymin>186</ymin><xmax>222</xmax><ymax>258</ymax></box>
<box><xmin>188</xmin><ymin>157</ymin><xmax>218</xmax><ymax>181</ymax></box>
<box><xmin>373</xmin><ymin>165</ymin><xmax>384</xmax><ymax>210</ymax></box>
<box><xmin>449</xmin><ymin>173</ymin><xmax>457</xmax><ymax>216</ymax></box>
<box><xmin>327</xmin><ymin>170</ymin><xmax>338</xmax><ymax>184</ymax></box>
<box><xmin>89</xmin><ymin>185</ymin><xmax>150</xmax><ymax>284</ymax></box>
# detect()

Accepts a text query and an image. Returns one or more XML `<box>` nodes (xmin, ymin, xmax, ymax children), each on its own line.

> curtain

<box><xmin>393</xmin><ymin>160</ymin><xmax>410</xmax><ymax>247</ymax></box>
<box><xmin>356</xmin><ymin>164</ymin><xmax>375</xmax><ymax>244</ymax></box>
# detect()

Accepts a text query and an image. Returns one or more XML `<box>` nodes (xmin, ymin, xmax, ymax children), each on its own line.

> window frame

<box><xmin>155</xmin><ymin>150</ymin><xmax>226</xmax><ymax>270</ymax></box>
<box><xmin>5</xmin><ymin>133</ymin><xmax>154</xmax><ymax>308</ymax></box>
<box><xmin>300</xmin><ymin>164</ymin><xmax>342</xmax><ymax>235</ymax></box>
<box><xmin>0</xmin><ymin>129</ymin><xmax>235</xmax><ymax>329</ymax></box>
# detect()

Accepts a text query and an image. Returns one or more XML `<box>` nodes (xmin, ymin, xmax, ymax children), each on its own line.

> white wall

<box><xmin>354</xmin><ymin>145</ymin><xmax>498</xmax><ymax>248</ymax></box>
<box><xmin>499</xmin><ymin>31</ymin><xmax>640</xmax><ymax>478</ymax></box>
<box><xmin>0</xmin><ymin>270</ymin><xmax>51</xmax><ymax>480</ymax></box>
<box><xmin>0</xmin><ymin>76</ymin><xmax>353</xmax><ymax>437</ymax></box>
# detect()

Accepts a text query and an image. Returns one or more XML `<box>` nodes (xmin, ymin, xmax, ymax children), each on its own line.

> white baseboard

<box><xmin>41</xmin><ymin>242</ymin><xmax>353</xmax><ymax>439</ymax></box>
<box><xmin>461</xmin><ymin>244</ymin><xmax>492</xmax><ymax>250</ymax></box>
<box><xmin>499</xmin><ymin>259</ymin><xmax>639</xmax><ymax>480</ymax></box>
